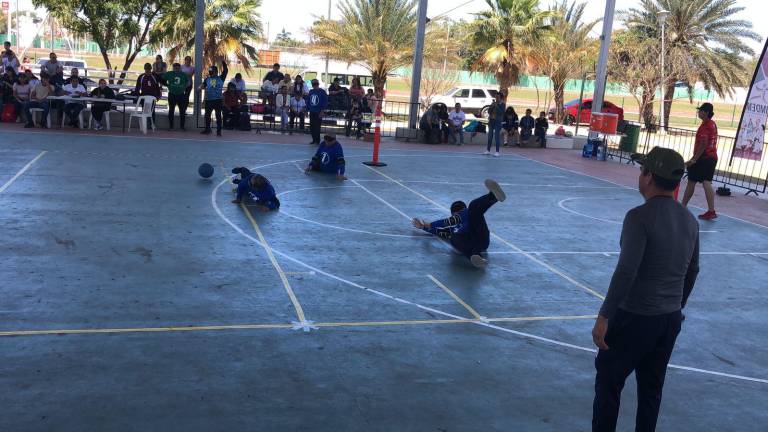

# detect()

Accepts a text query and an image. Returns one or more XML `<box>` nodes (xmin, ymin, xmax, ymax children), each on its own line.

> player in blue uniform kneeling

<box><xmin>412</xmin><ymin>179</ymin><xmax>506</xmax><ymax>268</ymax></box>
<box><xmin>230</xmin><ymin>167</ymin><xmax>280</xmax><ymax>212</ymax></box>
<box><xmin>304</xmin><ymin>134</ymin><xmax>347</xmax><ymax>180</ymax></box>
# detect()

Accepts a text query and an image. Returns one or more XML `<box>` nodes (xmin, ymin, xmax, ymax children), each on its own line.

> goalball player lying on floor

<box><xmin>412</xmin><ymin>179</ymin><xmax>506</xmax><ymax>268</ymax></box>
<box><xmin>230</xmin><ymin>167</ymin><xmax>280</xmax><ymax>211</ymax></box>
<box><xmin>304</xmin><ymin>134</ymin><xmax>347</xmax><ymax>180</ymax></box>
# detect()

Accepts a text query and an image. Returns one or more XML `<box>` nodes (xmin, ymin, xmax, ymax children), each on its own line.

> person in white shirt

<box><xmin>275</xmin><ymin>85</ymin><xmax>291</xmax><ymax>132</ymax></box>
<box><xmin>62</xmin><ymin>76</ymin><xmax>87</xmax><ymax>127</ymax></box>
<box><xmin>23</xmin><ymin>70</ymin><xmax>40</xmax><ymax>88</ymax></box>
<box><xmin>289</xmin><ymin>92</ymin><xmax>307</xmax><ymax>133</ymax></box>
<box><xmin>229</xmin><ymin>73</ymin><xmax>247</xmax><ymax>92</ymax></box>
<box><xmin>448</xmin><ymin>103</ymin><xmax>466</xmax><ymax>145</ymax></box>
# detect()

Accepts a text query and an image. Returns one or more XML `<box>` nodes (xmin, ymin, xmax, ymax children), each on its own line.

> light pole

<box><xmin>408</xmin><ymin>0</ymin><xmax>428</xmax><ymax>129</ymax></box>
<box><xmin>324</xmin><ymin>0</ymin><xmax>331</xmax><ymax>84</ymax></box>
<box><xmin>657</xmin><ymin>9</ymin><xmax>669</xmax><ymax>133</ymax></box>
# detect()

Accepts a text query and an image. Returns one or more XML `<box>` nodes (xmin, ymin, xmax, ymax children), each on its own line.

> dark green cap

<box><xmin>631</xmin><ymin>147</ymin><xmax>685</xmax><ymax>181</ymax></box>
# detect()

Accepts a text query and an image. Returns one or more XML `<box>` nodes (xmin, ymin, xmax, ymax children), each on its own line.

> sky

<box><xmin>259</xmin><ymin>0</ymin><xmax>768</xmax><ymax>54</ymax></box>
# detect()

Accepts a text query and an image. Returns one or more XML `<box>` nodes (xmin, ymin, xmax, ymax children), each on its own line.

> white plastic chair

<box><xmin>61</xmin><ymin>102</ymin><xmax>87</xmax><ymax>129</ymax></box>
<box><xmin>88</xmin><ymin>108</ymin><xmax>118</xmax><ymax>131</ymax></box>
<box><xmin>28</xmin><ymin>108</ymin><xmax>51</xmax><ymax>128</ymax></box>
<box><xmin>127</xmin><ymin>96</ymin><xmax>156</xmax><ymax>134</ymax></box>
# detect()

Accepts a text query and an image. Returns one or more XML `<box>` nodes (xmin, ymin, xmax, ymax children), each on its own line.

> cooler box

<box><xmin>589</xmin><ymin>112</ymin><xmax>604</xmax><ymax>133</ymax></box>
<box><xmin>601</xmin><ymin>113</ymin><xmax>619</xmax><ymax>134</ymax></box>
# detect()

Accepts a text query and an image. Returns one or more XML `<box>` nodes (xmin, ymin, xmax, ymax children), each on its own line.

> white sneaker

<box><xmin>470</xmin><ymin>255</ymin><xmax>488</xmax><ymax>269</ymax></box>
<box><xmin>494</xmin><ymin>152</ymin><xmax>500</xmax><ymax>157</ymax></box>
<box><xmin>483</xmin><ymin>150</ymin><xmax>491</xmax><ymax>155</ymax></box>
<box><xmin>484</xmin><ymin>179</ymin><xmax>507</xmax><ymax>202</ymax></box>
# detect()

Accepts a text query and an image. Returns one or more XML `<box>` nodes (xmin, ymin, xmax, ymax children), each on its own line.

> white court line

<box><xmin>363</xmin><ymin>164</ymin><xmax>607</xmax><ymax>301</ymax></box>
<box><xmin>558</xmin><ymin>197</ymin><xmax>622</xmax><ymax>225</ymax></box>
<box><xmin>0</xmin><ymin>151</ymin><xmax>47</xmax><ymax>194</ymax></box>
<box><xmin>351</xmin><ymin>179</ymin><xmax>412</xmax><ymax>220</ymax></box>
<box><xmin>210</xmin><ymin>160</ymin><xmax>768</xmax><ymax>385</ymax></box>
<box><xmin>513</xmin><ymin>152</ymin><xmax>768</xmax><ymax>231</ymax></box>
<box><xmin>353</xmin><ymin>179</ymin><xmax>619</xmax><ymax>189</ymax></box>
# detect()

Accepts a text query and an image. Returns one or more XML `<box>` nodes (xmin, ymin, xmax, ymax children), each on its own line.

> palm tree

<box><xmin>533</xmin><ymin>0</ymin><xmax>599</xmax><ymax>123</ymax></box>
<box><xmin>150</xmin><ymin>0</ymin><xmax>263</xmax><ymax>73</ymax></box>
<box><xmin>309</xmin><ymin>0</ymin><xmax>440</xmax><ymax>99</ymax></box>
<box><xmin>624</xmin><ymin>0</ymin><xmax>759</xmax><ymax>128</ymax></box>
<box><xmin>470</xmin><ymin>0</ymin><xmax>554</xmax><ymax>93</ymax></box>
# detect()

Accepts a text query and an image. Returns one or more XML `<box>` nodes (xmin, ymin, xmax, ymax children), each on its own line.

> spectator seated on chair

<box><xmin>62</xmin><ymin>75</ymin><xmax>87</xmax><ymax>127</ymax></box>
<box><xmin>263</xmin><ymin>63</ymin><xmax>284</xmax><ymax>83</ymax></box>
<box><xmin>348</xmin><ymin>77</ymin><xmax>365</xmax><ymax>103</ymax></box>
<box><xmin>289</xmin><ymin>92</ymin><xmax>307</xmax><ymax>133</ymax></box>
<box><xmin>328</xmin><ymin>78</ymin><xmax>348</xmax><ymax>111</ymax></box>
<box><xmin>229</xmin><ymin>73</ymin><xmax>246</xmax><ymax>92</ymax></box>
<box><xmin>292</xmin><ymin>75</ymin><xmax>309</xmax><ymax>97</ymax></box>
<box><xmin>89</xmin><ymin>79</ymin><xmax>116</xmax><ymax>131</ymax></box>
<box><xmin>12</xmin><ymin>73</ymin><xmax>32</xmax><ymax>123</ymax></box>
<box><xmin>345</xmin><ymin>99</ymin><xmax>363</xmax><ymax>139</ymax></box>
<box><xmin>223</xmin><ymin>82</ymin><xmax>248</xmax><ymax>129</ymax></box>
<box><xmin>275</xmin><ymin>84</ymin><xmax>292</xmax><ymax>132</ymax></box>
<box><xmin>260</xmin><ymin>77</ymin><xmax>280</xmax><ymax>105</ymax></box>
<box><xmin>363</xmin><ymin>88</ymin><xmax>377</xmax><ymax>114</ymax></box>
<box><xmin>419</xmin><ymin>105</ymin><xmax>441</xmax><ymax>143</ymax></box>
<box><xmin>24</xmin><ymin>74</ymin><xmax>54</xmax><ymax>128</ymax></box>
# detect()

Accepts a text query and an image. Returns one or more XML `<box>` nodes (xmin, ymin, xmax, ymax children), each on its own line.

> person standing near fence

<box><xmin>485</xmin><ymin>93</ymin><xmax>505</xmax><ymax>157</ymax></box>
<box><xmin>200</xmin><ymin>61</ymin><xmax>228</xmax><ymax>137</ymax></box>
<box><xmin>308</xmin><ymin>79</ymin><xmax>328</xmax><ymax>145</ymax></box>
<box><xmin>161</xmin><ymin>63</ymin><xmax>190</xmax><ymax>131</ymax></box>
<box><xmin>681</xmin><ymin>103</ymin><xmax>718</xmax><ymax>220</ymax></box>
<box><xmin>592</xmin><ymin>147</ymin><xmax>699</xmax><ymax>432</ymax></box>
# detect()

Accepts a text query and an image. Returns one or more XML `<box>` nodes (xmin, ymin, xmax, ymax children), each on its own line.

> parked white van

<box><xmin>430</xmin><ymin>86</ymin><xmax>500</xmax><ymax>118</ymax></box>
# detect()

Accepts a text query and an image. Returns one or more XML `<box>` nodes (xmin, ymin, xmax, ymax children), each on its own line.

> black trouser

<box><xmin>593</xmin><ymin>309</ymin><xmax>683</xmax><ymax>432</ymax></box>
<box><xmin>168</xmin><ymin>93</ymin><xmax>188</xmax><ymax>128</ymax></box>
<box><xmin>204</xmin><ymin>99</ymin><xmax>223</xmax><ymax>132</ymax></box>
<box><xmin>345</xmin><ymin>117</ymin><xmax>361</xmax><ymax>138</ymax></box>
<box><xmin>90</xmin><ymin>102</ymin><xmax>111</xmax><ymax>123</ymax></box>
<box><xmin>290</xmin><ymin>111</ymin><xmax>305</xmax><ymax>130</ymax></box>
<box><xmin>309</xmin><ymin>111</ymin><xmax>321</xmax><ymax>143</ymax></box>
<box><xmin>449</xmin><ymin>193</ymin><xmax>497</xmax><ymax>257</ymax></box>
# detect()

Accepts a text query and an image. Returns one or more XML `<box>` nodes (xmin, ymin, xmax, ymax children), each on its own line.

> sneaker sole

<box><xmin>470</xmin><ymin>254</ymin><xmax>488</xmax><ymax>268</ymax></box>
<box><xmin>484</xmin><ymin>179</ymin><xmax>506</xmax><ymax>202</ymax></box>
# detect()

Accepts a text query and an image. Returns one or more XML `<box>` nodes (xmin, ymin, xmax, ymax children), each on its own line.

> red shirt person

<box><xmin>681</xmin><ymin>103</ymin><xmax>718</xmax><ymax>220</ymax></box>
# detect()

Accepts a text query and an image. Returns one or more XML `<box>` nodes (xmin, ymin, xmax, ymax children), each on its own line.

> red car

<box><xmin>548</xmin><ymin>99</ymin><xmax>624</xmax><ymax>125</ymax></box>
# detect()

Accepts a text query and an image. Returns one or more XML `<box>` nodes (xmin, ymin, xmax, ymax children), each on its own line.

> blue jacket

<box><xmin>423</xmin><ymin>209</ymin><xmax>469</xmax><ymax>238</ymax></box>
<box><xmin>520</xmin><ymin>115</ymin><xmax>535</xmax><ymax>130</ymax></box>
<box><xmin>236</xmin><ymin>174</ymin><xmax>279</xmax><ymax>210</ymax></box>
<box><xmin>204</xmin><ymin>63</ymin><xmax>229</xmax><ymax>101</ymax></box>
<box><xmin>308</xmin><ymin>88</ymin><xmax>328</xmax><ymax>113</ymax></box>
<box><xmin>310</xmin><ymin>141</ymin><xmax>345</xmax><ymax>175</ymax></box>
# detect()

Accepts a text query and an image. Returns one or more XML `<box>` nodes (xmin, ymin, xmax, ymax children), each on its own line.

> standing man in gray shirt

<box><xmin>592</xmin><ymin>147</ymin><xmax>700</xmax><ymax>432</ymax></box>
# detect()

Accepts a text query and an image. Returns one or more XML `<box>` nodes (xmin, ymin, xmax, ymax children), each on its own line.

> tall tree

<box><xmin>469</xmin><ymin>0</ymin><xmax>554</xmax><ymax>93</ymax></box>
<box><xmin>309</xmin><ymin>0</ymin><xmax>441</xmax><ymax>98</ymax></box>
<box><xmin>533</xmin><ymin>0</ymin><xmax>599</xmax><ymax>123</ymax></box>
<box><xmin>150</xmin><ymin>0</ymin><xmax>263</xmax><ymax>72</ymax></box>
<box><xmin>625</xmin><ymin>0</ymin><xmax>759</xmax><ymax>128</ymax></box>
<box><xmin>33</xmin><ymin>0</ymin><xmax>174</xmax><ymax>81</ymax></box>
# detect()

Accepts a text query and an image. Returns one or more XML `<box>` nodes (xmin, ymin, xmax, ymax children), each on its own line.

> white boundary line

<box><xmin>0</xmin><ymin>151</ymin><xmax>47</xmax><ymax>194</ymax></box>
<box><xmin>209</xmin><ymin>159</ymin><xmax>768</xmax><ymax>385</ymax></box>
<box><xmin>558</xmin><ymin>197</ymin><xmax>623</xmax><ymax>225</ymax></box>
<box><xmin>351</xmin><ymin>179</ymin><xmax>412</xmax><ymax>220</ymax></box>
<box><xmin>487</xmin><ymin>251</ymin><xmax>768</xmax><ymax>256</ymax></box>
<box><xmin>513</xmin><ymin>152</ymin><xmax>768</xmax><ymax>231</ymax></box>
<box><xmin>353</xmin><ymin>178</ymin><xmax>618</xmax><ymax>189</ymax></box>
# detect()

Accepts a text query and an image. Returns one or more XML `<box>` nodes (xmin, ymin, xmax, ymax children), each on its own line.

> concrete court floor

<box><xmin>1</xmin><ymin>130</ymin><xmax>767</xmax><ymax>431</ymax></box>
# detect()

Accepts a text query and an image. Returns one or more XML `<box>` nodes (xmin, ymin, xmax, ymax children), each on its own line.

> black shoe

<box><xmin>216</xmin><ymin>130</ymin><xmax>222</xmax><ymax>136</ymax></box>
<box><xmin>168</xmin><ymin>127</ymin><xmax>174</xmax><ymax>131</ymax></box>
<box><xmin>180</xmin><ymin>126</ymin><xmax>186</xmax><ymax>131</ymax></box>
<box><xmin>24</xmin><ymin>123</ymin><xmax>34</xmax><ymax>128</ymax></box>
<box><xmin>201</xmin><ymin>129</ymin><xmax>211</xmax><ymax>135</ymax></box>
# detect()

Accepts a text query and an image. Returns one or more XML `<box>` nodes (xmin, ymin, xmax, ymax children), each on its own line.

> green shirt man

<box><xmin>162</xmin><ymin>66</ymin><xmax>189</xmax><ymax>96</ymax></box>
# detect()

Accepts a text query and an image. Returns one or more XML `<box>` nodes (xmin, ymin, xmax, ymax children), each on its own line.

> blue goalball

<box><xmin>198</xmin><ymin>163</ymin><xmax>214</xmax><ymax>179</ymax></box>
